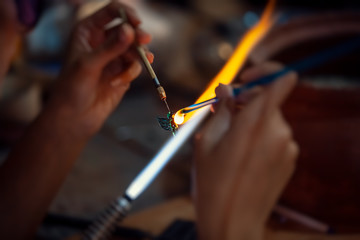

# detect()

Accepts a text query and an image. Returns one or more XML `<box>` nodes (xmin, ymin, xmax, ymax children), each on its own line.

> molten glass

<box><xmin>173</xmin><ymin>110</ymin><xmax>185</xmax><ymax>125</ymax></box>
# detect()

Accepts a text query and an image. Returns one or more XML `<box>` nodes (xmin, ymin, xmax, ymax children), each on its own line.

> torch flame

<box><xmin>175</xmin><ymin>0</ymin><xmax>276</xmax><ymax>125</ymax></box>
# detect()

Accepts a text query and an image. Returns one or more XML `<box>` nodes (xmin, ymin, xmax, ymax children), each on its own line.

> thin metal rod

<box><xmin>136</xmin><ymin>46</ymin><xmax>159</xmax><ymax>83</ymax></box>
<box><xmin>163</xmin><ymin>99</ymin><xmax>171</xmax><ymax>113</ymax></box>
<box><xmin>182</xmin><ymin>97</ymin><xmax>219</xmax><ymax>114</ymax></box>
<box><xmin>119</xmin><ymin>8</ymin><xmax>172</xmax><ymax>113</ymax></box>
<box><xmin>274</xmin><ymin>204</ymin><xmax>332</xmax><ymax>233</ymax></box>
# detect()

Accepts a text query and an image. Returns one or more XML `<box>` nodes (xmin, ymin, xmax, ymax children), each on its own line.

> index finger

<box><xmin>225</xmin><ymin>65</ymin><xmax>297</xmax><ymax>150</ymax></box>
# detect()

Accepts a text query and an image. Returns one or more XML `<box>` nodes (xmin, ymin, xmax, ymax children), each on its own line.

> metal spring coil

<box><xmin>82</xmin><ymin>197</ymin><xmax>131</xmax><ymax>240</ymax></box>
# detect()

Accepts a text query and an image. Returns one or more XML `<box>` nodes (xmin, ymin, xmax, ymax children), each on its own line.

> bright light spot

<box><xmin>174</xmin><ymin>111</ymin><xmax>185</xmax><ymax>125</ymax></box>
<box><xmin>125</xmin><ymin>107</ymin><xmax>210</xmax><ymax>199</ymax></box>
<box><xmin>218</xmin><ymin>42</ymin><xmax>234</xmax><ymax>60</ymax></box>
<box><xmin>244</xmin><ymin>11</ymin><xmax>259</xmax><ymax>28</ymax></box>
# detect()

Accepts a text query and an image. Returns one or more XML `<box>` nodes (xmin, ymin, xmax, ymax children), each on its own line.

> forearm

<box><xmin>0</xmin><ymin>1</ymin><xmax>148</xmax><ymax>239</ymax></box>
<box><xmin>0</xmin><ymin>104</ymin><xmax>89</xmax><ymax>239</ymax></box>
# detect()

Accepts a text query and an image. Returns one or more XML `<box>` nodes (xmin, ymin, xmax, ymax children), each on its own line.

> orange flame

<box><xmin>175</xmin><ymin>0</ymin><xmax>276</xmax><ymax>125</ymax></box>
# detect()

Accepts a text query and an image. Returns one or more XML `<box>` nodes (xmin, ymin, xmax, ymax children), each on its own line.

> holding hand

<box><xmin>48</xmin><ymin>0</ymin><xmax>153</xmax><ymax>138</ymax></box>
<box><xmin>194</xmin><ymin>62</ymin><xmax>299</xmax><ymax>240</ymax></box>
<box><xmin>0</xmin><ymin>3</ymin><xmax>153</xmax><ymax>239</ymax></box>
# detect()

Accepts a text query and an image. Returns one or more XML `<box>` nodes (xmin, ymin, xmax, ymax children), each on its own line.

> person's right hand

<box><xmin>193</xmin><ymin>62</ymin><xmax>299</xmax><ymax>240</ymax></box>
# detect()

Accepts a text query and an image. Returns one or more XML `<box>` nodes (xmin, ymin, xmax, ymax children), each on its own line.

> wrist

<box><xmin>40</xmin><ymin>100</ymin><xmax>96</xmax><ymax>142</ymax></box>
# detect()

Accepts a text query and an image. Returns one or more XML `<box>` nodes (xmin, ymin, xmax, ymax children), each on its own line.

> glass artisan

<box><xmin>0</xmin><ymin>1</ymin><xmax>298</xmax><ymax>240</ymax></box>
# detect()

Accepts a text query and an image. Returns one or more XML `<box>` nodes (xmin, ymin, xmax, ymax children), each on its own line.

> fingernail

<box><xmin>147</xmin><ymin>52</ymin><xmax>154</xmax><ymax>63</ymax></box>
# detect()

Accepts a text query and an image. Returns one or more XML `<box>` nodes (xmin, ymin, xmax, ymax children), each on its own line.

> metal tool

<box><xmin>82</xmin><ymin>195</ymin><xmax>132</xmax><ymax>240</ymax></box>
<box><xmin>136</xmin><ymin>45</ymin><xmax>171</xmax><ymax>112</ymax></box>
<box><xmin>119</xmin><ymin>9</ymin><xmax>172</xmax><ymax>113</ymax></box>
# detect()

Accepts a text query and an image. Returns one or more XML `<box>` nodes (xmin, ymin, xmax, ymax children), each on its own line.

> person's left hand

<box><xmin>47</xmin><ymin>1</ymin><xmax>152</xmax><ymax>139</ymax></box>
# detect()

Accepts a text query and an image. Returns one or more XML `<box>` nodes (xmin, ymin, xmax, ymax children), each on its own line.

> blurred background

<box><xmin>1</xmin><ymin>0</ymin><xmax>360</xmax><ymax>239</ymax></box>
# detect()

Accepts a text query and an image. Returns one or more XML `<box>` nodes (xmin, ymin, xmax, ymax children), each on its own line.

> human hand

<box><xmin>193</xmin><ymin>62</ymin><xmax>299</xmax><ymax>240</ymax></box>
<box><xmin>47</xmin><ymin>0</ymin><xmax>153</xmax><ymax>138</ymax></box>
